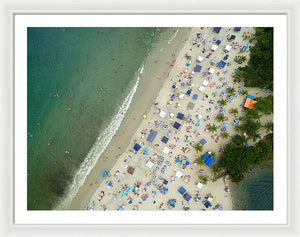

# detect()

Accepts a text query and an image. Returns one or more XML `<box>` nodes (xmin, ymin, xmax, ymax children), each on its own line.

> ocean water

<box><xmin>27</xmin><ymin>27</ymin><xmax>172</xmax><ymax>210</ymax></box>
<box><xmin>231</xmin><ymin>161</ymin><xmax>273</xmax><ymax>210</ymax></box>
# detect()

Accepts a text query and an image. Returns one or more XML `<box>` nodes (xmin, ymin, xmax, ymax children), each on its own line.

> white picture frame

<box><xmin>1</xmin><ymin>0</ymin><xmax>299</xmax><ymax>236</ymax></box>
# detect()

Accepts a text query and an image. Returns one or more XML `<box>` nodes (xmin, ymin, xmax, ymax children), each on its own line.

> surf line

<box><xmin>168</xmin><ymin>29</ymin><xmax>179</xmax><ymax>45</ymax></box>
<box><xmin>55</xmin><ymin>66</ymin><xmax>143</xmax><ymax>210</ymax></box>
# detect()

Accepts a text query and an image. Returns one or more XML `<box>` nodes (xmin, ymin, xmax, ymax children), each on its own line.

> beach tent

<box><xmin>197</xmin><ymin>56</ymin><xmax>204</xmax><ymax>62</ymax></box>
<box><xmin>187</xmin><ymin>102</ymin><xmax>195</xmax><ymax>110</ymax></box>
<box><xmin>230</xmin><ymin>35</ymin><xmax>236</xmax><ymax>40</ymax></box>
<box><xmin>147</xmin><ymin>129</ymin><xmax>157</xmax><ymax>143</ymax></box>
<box><xmin>208</xmin><ymin>68</ymin><xmax>215</xmax><ymax>74</ymax></box>
<box><xmin>163</xmin><ymin>147</ymin><xmax>170</xmax><ymax>154</ymax></box>
<box><xmin>178</xmin><ymin>186</ymin><xmax>186</xmax><ymax>195</ymax></box>
<box><xmin>179</xmin><ymin>93</ymin><xmax>185</xmax><ymax>100</ymax></box>
<box><xmin>196</xmin><ymin>182</ymin><xmax>203</xmax><ymax>190</ymax></box>
<box><xmin>175</xmin><ymin>170</ymin><xmax>183</xmax><ymax>178</ymax></box>
<box><xmin>159</xmin><ymin>110</ymin><xmax>167</xmax><ymax>118</ymax></box>
<box><xmin>192</xmin><ymin>94</ymin><xmax>198</xmax><ymax>100</ymax></box>
<box><xmin>202</xmin><ymin>152</ymin><xmax>216</xmax><ymax>167</ymax></box>
<box><xmin>200</xmin><ymin>138</ymin><xmax>207</xmax><ymax>145</ymax></box>
<box><xmin>244</xmin><ymin>98</ymin><xmax>257</xmax><ymax>109</ymax></box>
<box><xmin>177</xmin><ymin>113</ymin><xmax>184</xmax><ymax>120</ymax></box>
<box><xmin>234</xmin><ymin>27</ymin><xmax>241</xmax><ymax>31</ymax></box>
<box><xmin>218</xmin><ymin>60</ymin><xmax>226</xmax><ymax>68</ymax></box>
<box><xmin>204</xmin><ymin>201</ymin><xmax>212</xmax><ymax>208</ymax></box>
<box><xmin>211</xmin><ymin>57</ymin><xmax>218</xmax><ymax>64</ymax></box>
<box><xmin>173</xmin><ymin>122</ymin><xmax>181</xmax><ymax>130</ymax></box>
<box><xmin>225</xmin><ymin>45</ymin><xmax>232</xmax><ymax>52</ymax></box>
<box><xmin>146</xmin><ymin>160</ymin><xmax>154</xmax><ymax>169</ymax></box>
<box><xmin>161</xmin><ymin>136</ymin><xmax>169</xmax><ymax>144</ymax></box>
<box><xmin>202</xmin><ymin>80</ymin><xmax>209</xmax><ymax>87</ymax></box>
<box><xmin>183</xmin><ymin>193</ymin><xmax>192</xmax><ymax>202</ymax></box>
<box><xmin>169</xmin><ymin>112</ymin><xmax>175</xmax><ymax>118</ymax></box>
<box><xmin>213</xmin><ymin>27</ymin><xmax>222</xmax><ymax>33</ymax></box>
<box><xmin>197</xmin><ymin>114</ymin><xmax>202</xmax><ymax>119</ymax></box>
<box><xmin>211</xmin><ymin>44</ymin><xmax>218</xmax><ymax>51</ymax></box>
<box><xmin>133</xmin><ymin>144</ymin><xmax>141</xmax><ymax>151</ymax></box>
<box><xmin>194</xmin><ymin>65</ymin><xmax>202</xmax><ymax>72</ymax></box>
<box><xmin>198</xmin><ymin>86</ymin><xmax>205</xmax><ymax>92</ymax></box>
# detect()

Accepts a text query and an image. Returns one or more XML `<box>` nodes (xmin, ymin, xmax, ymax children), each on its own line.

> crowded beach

<box><xmin>85</xmin><ymin>27</ymin><xmax>272</xmax><ymax>211</ymax></box>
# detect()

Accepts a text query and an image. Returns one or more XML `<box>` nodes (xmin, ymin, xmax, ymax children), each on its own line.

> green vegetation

<box><xmin>221</xmin><ymin>131</ymin><xmax>230</xmax><ymax>139</ymax></box>
<box><xmin>195</xmin><ymin>157</ymin><xmax>205</xmax><ymax>166</ymax></box>
<box><xmin>264</xmin><ymin>121</ymin><xmax>273</xmax><ymax>133</ymax></box>
<box><xmin>199</xmin><ymin>175</ymin><xmax>209</xmax><ymax>184</ymax></box>
<box><xmin>227</xmin><ymin>86</ymin><xmax>236</xmax><ymax>94</ymax></box>
<box><xmin>236</xmin><ymin>27</ymin><xmax>273</xmax><ymax>90</ymax></box>
<box><xmin>194</xmin><ymin>143</ymin><xmax>203</xmax><ymax>153</ymax></box>
<box><xmin>230</xmin><ymin>108</ymin><xmax>239</xmax><ymax>115</ymax></box>
<box><xmin>236</xmin><ymin>118</ymin><xmax>261</xmax><ymax>142</ymax></box>
<box><xmin>208</xmin><ymin>124</ymin><xmax>218</xmax><ymax>133</ymax></box>
<box><xmin>218</xmin><ymin>99</ymin><xmax>227</xmax><ymax>106</ymax></box>
<box><xmin>254</xmin><ymin>94</ymin><xmax>273</xmax><ymax>114</ymax></box>
<box><xmin>216</xmin><ymin>114</ymin><xmax>226</xmax><ymax>122</ymax></box>
<box><xmin>214</xmin><ymin>134</ymin><xmax>273</xmax><ymax>182</ymax></box>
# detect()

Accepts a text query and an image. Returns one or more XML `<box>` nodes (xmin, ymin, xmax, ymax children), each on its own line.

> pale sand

<box><xmin>72</xmin><ymin>27</ymin><xmax>273</xmax><ymax>211</ymax></box>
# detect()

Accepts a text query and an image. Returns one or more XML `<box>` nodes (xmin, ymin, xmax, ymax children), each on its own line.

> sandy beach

<box><xmin>69</xmin><ymin>27</ymin><xmax>272</xmax><ymax>211</ymax></box>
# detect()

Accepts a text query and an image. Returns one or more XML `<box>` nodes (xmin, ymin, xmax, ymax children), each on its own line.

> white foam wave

<box><xmin>55</xmin><ymin>69</ymin><xmax>142</xmax><ymax>210</ymax></box>
<box><xmin>168</xmin><ymin>29</ymin><xmax>179</xmax><ymax>45</ymax></box>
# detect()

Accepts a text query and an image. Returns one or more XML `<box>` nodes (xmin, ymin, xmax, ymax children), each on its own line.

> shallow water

<box><xmin>27</xmin><ymin>27</ymin><xmax>169</xmax><ymax>210</ymax></box>
<box><xmin>231</xmin><ymin>161</ymin><xmax>273</xmax><ymax>210</ymax></box>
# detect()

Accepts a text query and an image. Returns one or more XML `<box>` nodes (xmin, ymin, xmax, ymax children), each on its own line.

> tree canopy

<box><xmin>237</xmin><ymin>27</ymin><xmax>273</xmax><ymax>90</ymax></box>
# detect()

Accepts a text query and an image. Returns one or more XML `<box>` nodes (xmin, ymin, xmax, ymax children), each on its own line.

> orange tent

<box><xmin>244</xmin><ymin>98</ymin><xmax>257</xmax><ymax>109</ymax></box>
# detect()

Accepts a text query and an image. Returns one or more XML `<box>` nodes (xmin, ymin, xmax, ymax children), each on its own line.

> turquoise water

<box><xmin>27</xmin><ymin>27</ymin><xmax>165</xmax><ymax>210</ymax></box>
<box><xmin>231</xmin><ymin>161</ymin><xmax>273</xmax><ymax>210</ymax></box>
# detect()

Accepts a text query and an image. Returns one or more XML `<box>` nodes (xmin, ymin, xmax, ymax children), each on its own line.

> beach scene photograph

<box><xmin>27</xmin><ymin>26</ymin><xmax>274</xmax><ymax>212</ymax></box>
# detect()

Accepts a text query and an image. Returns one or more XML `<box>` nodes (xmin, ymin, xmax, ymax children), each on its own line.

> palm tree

<box><xmin>218</xmin><ymin>99</ymin><xmax>227</xmax><ymax>106</ymax></box>
<box><xmin>195</xmin><ymin>157</ymin><xmax>205</xmax><ymax>166</ymax></box>
<box><xmin>216</xmin><ymin>114</ymin><xmax>226</xmax><ymax>122</ymax></box>
<box><xmin>199</xmin><ymin>175</ymin><xmax>209</xmax><ymax>184</ymax></box>
<box><xmin>221</xmin><ymin>131</ymin><xmax>230</xmax><ymax>139</ymax></box>
<box><xmin>240</xmin><ymin>55</ymin><xmax>247</xmax><ymax>63</ymax></box>
<box><xmin>264</xmin><ymin>121</ymin><xmax>273</xmax><ymax>133</ymax></box>
<box><xmin>230</xmin><ymin>108</ymin><xmax>239</xmax><ymax>115</ymax></box>
<box><xmin>209</xmin><ymin>124</ymin><xmax>218</xmax><ymax>133</ymax></box>
<box><xmin>227</xmin><ymin>86</ymin><xmax>236</xmax><ymax>94</ymax></box>
<box><xmin>210</xmin><ymin>152</ymin><xmax>216</xmax><ymax>158</ymax></box>
<box><xmin>194</xmin><ymin>143</ymin><xmax>203</xmax><ymax>153</ymax></box>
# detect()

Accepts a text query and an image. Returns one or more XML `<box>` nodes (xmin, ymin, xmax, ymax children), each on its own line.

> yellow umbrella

<box><xmin>213</xmin><ymin>196</ymin><xmax>217</xmax><ymax>204</ymax></box>
<box><xmin>191</xmin><ymin>83</ymin><xmax>195</xmax><ymax>87</ymax></box>
<box><xmin>178</xmin><ymin>103</ymin><xmax>181</xmax><ymax>107</ymax></box>
<box><xmin>143</xmin><ymin>114</ymin><xmax>147</xmax><ymax>119</ymax></box>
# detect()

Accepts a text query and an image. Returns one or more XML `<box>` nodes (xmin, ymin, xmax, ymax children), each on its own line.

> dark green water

<box><xmin>27</xmin><ymin>27</ymin><xmax>168</xmax><ymax>210</ymax></box>
<box><xmin>231</xmin><ymin>161</ymin><xmax>273</xmax><ymax>210</ymax></box>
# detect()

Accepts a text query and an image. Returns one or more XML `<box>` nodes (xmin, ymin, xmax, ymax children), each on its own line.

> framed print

<box><xmin>1</xmin><ymin>0</ymin><xmax>299</xmax><ymax>236</ymax></box>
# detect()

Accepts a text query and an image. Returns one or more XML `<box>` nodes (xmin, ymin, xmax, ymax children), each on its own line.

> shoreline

<box><xmin>69</xmin><ymin>28</ymin><xmax>191</xmax><ymax>210</ymax></box>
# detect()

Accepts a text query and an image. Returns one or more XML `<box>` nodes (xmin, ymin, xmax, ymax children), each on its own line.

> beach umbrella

<box><xmin>175</xmin><ymin>158</ymin><xmax>180</xmax><ymax>162</ymax></box>
<box><xmin>171</xmin><ymin>176</ymin><xmax>175</xmax><ymax>181</ymax></box>
<box><xmin>172</xmin><ymin>85</ymin><xmax>176</xmax><ymax>89</ymax></box>
<box><xmin>170</xmin><ymin>62</ymin><xmax>174</xmax><ymax>66</ymax></box>
<box><xmin>224</xmin><ymin>123</ymin><xmax>229</xmax><ymax>127</ymax></box>
<box><xmin>129</xmin><ymin>200</ymin><xmax>132</xmax><ymax>204</ymax></box>
<box><xmin>187</xmin><ymin>90</ymin><xmax>191</xmax><ymax>95</ymax></box>
<box><xmin>182</xmin><ymin>160</ymin><xmax>186</xmax><ymax>164</ymax></box>
<box><xmin>222</xmin><ymin>127</ymin><xmax>226</xmax><ymax>131</ymax></box>
<box><xmin>178</xmin><ymin>103</ymin><xmax>181</xmax><ymax>107</ymax></box>
<box><xmin>102</xmin><ymin>171</ymin><xmax>107</xmax><ymax>177</ymax></box>
<box><xmin>181</xmin><ymin>82</ymin><xmax>185</xmax><ymax>86</ymax></box>
<box><xmin>191</xmin><ymin>83</ymin><xmax>195</xmax><ymax>87</ymax></box>
<box><xmin>143</xmin><ymin>114</ymin><xmax>147</xmax><ymax>119</ymax></box>
<box><xmin>186</xmin><ymin>161</ymin><xmax>190</xmax><ymax>165</ymax></box>
<box><xmin>108</xmin><ymin>182</ymin><xmax>112</xmax><ymax>187</ymax></box>
<box><xmin>132</xmin><ymin>189</ymin><xmax>136</xmax><ymax>193</ymax></box>
<box><xmin>188</xmin><ymin>61</ymin><xmax>192</xmax><ymax>65</ymax></box>
<box><xmin>145</xmin><ymin>194</ymin><xmax>149</xmax><ymax>198</ymax></box>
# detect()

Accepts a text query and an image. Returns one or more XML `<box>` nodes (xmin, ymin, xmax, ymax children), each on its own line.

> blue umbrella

<box><xmin>186</xmin><ymin>161</ymin><xmax>190</xmax><ymax>165</ymax></box>
<box><xmin>172</xmin><ymin>85</ymin><xmax>176</xmax><ymax>89</ymax></box>
<box><xmin>222</xmin><ymin>127</ymin><xmax>226</xmax><ymax>131</ymax></box>
<box><xmin>224</xmin><ymin>123</ymin><xmax>229</xmax><ymax>127</ymax></box>
<box><xmin>181</xmin><ymin>82</ymin><xmax>185</xmax><ymax>86</ymax></box>
<box><xmin>187</xmin><ymin>90</ymin><xmax>191</xmax><ymax>95</ymax></box>
<box><xmin>102</xmin><ymin>171</ymin><xmax>107</xmax><ymax>177</ymax></box>
<box><xmin>176</xmin><ymin>158</ymin><xmax>180</xmax><ymax>162</ymax></box>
